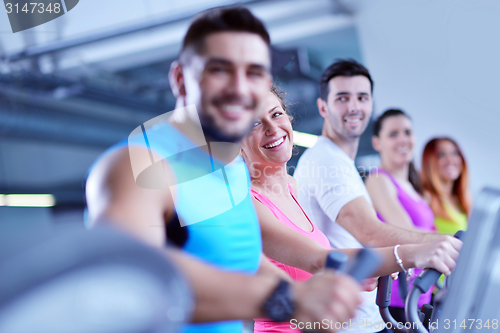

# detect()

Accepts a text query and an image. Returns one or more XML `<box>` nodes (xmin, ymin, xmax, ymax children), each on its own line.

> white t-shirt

<box><xmin>294</xmin><ymin>136</ymin><xmax>385</xmax><ymax>333</ymax></box>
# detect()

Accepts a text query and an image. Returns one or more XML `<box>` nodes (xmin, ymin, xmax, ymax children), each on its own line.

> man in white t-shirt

<box><xmin>294</xmin><ymin>59</ymin><xmax>462</xmax><ymax>333</ymax></box>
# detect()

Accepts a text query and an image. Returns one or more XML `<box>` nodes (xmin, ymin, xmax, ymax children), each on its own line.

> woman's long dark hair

<box><xmin>373</xmin><ymin>109</ymin><xmax>423</xmax><ymax>194</ymax></box>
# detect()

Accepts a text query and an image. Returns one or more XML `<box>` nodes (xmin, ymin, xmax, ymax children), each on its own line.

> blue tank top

<box><xmin>92</xmin><ymin>122</ymin><xmax>262</xmax><ymax>333</ymax></box>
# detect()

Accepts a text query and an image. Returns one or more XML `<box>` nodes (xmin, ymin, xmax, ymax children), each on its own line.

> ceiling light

<box><xmin>0</xmin><ymin>194</ymin><xmax>56</xmax><ymax>207</ymax></box>
<box><xmin>293</xmin><ymin>131</ymin><xmax>318</xmax><ymax>148</ymax></box>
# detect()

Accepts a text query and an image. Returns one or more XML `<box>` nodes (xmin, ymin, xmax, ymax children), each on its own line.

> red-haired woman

<box><xmin>421</xmin><ymin>138</ymin><xmax>472</xmax><ymax>234</ymax></box>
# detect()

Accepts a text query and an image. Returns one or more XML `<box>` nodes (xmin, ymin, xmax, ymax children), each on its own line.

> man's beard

<box><xmin>329</xmin><ymin>109</ymin><xmax>368</xmax><ymax>140</ymax></box>
<box><xmin>197</xmin><ymin>94</ymin><xmax>257</xmax><ymax>142</ymax></box>
<box><xmin>199</xmin><ymin>112</ymin><xmax>253</xmax><ymax>143</ymax></box>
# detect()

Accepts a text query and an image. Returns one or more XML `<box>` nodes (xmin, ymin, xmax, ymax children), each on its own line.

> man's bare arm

<box><xmin>166</xmin><ymin>249</ymin><xmax>280</xmax><ymax>322</ymax></box>
<box><xmin>337</xmin><ymin>196</ymin><xmax>455</xmax><ymax>247</ymax></box>
<box><xmin>86</xmin><ymin>147</ymin><xmax>173</xmax><ymax>247</ymax></box>
<box><xmin>167</xmin><ymin>247</ymin><xmax>363</xmax><ymax>326</ymax></box>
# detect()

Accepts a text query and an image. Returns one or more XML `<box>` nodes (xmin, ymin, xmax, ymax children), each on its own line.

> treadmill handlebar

<box><xmin>412</xmin><ymin>269</ymin><xmax>441</xmax><ymax>293</ymax></box>
<box><xmin>376</xmin><ymin>275</ymin><xmax>392</xmax><ymax>308</ymax></box>
<box><xmin>344</xmin><ymin>249</ymin><xmax>382</xmax><ymax>283</ymax></box>
<box><xmin>311</xmin><ymin>250</ymin><xmax>382</xmax><ymax>333</ymax></box>
<box><xmin>325</xmin><ymin>249</ymin><xmax>382</xmax><ymax>282</ymax></box>
<box><xmin>325</xmin><ymin>251</ymin><xmax>348</xmax><ymax>271</ymax></box>
<box><xmin>406</xmin><ymin>230</ymin><xmax>465</xmax><ymax>333</ymax></box>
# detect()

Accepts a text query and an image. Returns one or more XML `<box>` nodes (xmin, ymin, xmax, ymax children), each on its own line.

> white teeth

<box><xmin>264</xmin><ymin>137</ymin><xmax>284</xmax><ymax>149</ymax></box>
<box><xmin>221</xmin><ymin>105</ymin><xmax>244</xmax><ymax>113</ymax></box>
<box><xmin>345</xmin><ymin>118</ymin><xmax>361</xmax><ymax>123</ymax></box>
<box><xmin>396</xmin><ymin>147</ymin><xmax>410</xmax><ymax>153</ymax></box>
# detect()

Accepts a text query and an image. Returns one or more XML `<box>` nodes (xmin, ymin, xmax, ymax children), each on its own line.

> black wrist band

<box><xmin>262</xmin><ymin>279</ymin><xmax>296</xmax><ymax>322</ymax></box>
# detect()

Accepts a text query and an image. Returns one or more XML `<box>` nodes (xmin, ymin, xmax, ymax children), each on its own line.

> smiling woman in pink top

<box><xmin>240</xmin><ymin>86</ymin><xmax>461</xmax><ymax>333</ymax></box>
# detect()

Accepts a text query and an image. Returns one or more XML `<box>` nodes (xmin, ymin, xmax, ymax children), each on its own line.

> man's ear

<box><xmin>239</xmin><ymin>147</ymin><xmax>250</xmax><ymax>167</ymax></box>
<box><xmin>372</xmin><ymin>135</ymin><xmax>380</xmax><ymax>152</ymax></box>
<box><xmin>316</xmin><ymin>97</ymin><xmax>328</xmax><ymax>119</ymax></box>
<box><xmin>169</xmin><ymin>61</ymin><xmax>186</xmax><ymax>98</ymax></box>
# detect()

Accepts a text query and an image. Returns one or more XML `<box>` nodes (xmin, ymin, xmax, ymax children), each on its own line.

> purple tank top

<box><xmin>375</xmin><ymin>168</ymin><xmax>435</xmax><ymax>308</ymax></box>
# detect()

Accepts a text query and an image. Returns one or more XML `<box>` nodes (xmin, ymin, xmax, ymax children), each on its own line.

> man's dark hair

<box><xmin>319</xmin><ymin>59</ymin><xmax>374</xmax><ymax>100</ymax></box>
<box><xmin>179</xmin><ymin>7</ymin><xmax>270</xmax><ymax>64</ymax></box>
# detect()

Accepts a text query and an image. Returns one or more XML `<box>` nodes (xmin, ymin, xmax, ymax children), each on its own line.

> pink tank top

<box><xmin>252</xmin><ymin>184</ymin><xmax>331</xmax><ymax>333</ymax></box>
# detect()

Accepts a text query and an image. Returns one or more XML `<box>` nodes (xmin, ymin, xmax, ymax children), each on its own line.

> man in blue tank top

<box><xmin>86</xmin><ymin>7</ymin><xmax>363</xmax><ymax>333</ymax></box>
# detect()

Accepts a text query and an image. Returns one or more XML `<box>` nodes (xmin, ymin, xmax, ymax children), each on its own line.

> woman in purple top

<box><xmin>365</xmin><ymin>109</ymin><xmax>435</xmax><ymax>324</ymax></box>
